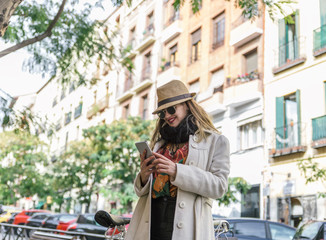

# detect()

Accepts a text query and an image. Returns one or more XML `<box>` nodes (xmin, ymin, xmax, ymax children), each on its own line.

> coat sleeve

<box><xmin>171</xmin><ymin>134</ymin><xmax>230</xmax><ymax>199</ymax></box>
<box><xmin>134</xmin><ymin>172</ymin><xmax>151</xmax><ymax>197</ymax></box>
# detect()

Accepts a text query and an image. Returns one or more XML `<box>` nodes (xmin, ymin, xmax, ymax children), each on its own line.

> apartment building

<box><xmin>110</xmin><ymin>0</ymin><xmax>266</xmax><ymax>217</ymax></box>
<box><xmin>13</xmin><ymin>0</ymin><xmax>267</xmax><ymax>214</ymax></box>
<box><xmin>263</xmin><ymin>0</ymin><xmax>326</xmax><ymax>227</ymax></box>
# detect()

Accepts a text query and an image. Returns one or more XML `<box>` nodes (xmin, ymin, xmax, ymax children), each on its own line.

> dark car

<box><xmin>67</xmin><ymin>213</ymin><xmax>107</xmax><ymax>240</ymax></box>
<box><xmin>214</xmin><ymin>217</ymin><xmax>296</xmax><ymax>240</ymax></box>
<box><xmin>25</xmin><ymin>212</ymin><xmax>53</xmax><ymax>236</ymax></box>
<box><xmin>293</xmin><ymin>220</ymin><xmax>326</xmax><ymax>240</ymax></box>
<box><xmin>42</xmin><ymin>213</ymin><xmax>78</xmax><ymax>230</ymax></box>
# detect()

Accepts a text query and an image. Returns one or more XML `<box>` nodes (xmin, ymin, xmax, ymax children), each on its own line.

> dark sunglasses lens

<box><xmin>158</xmin><ymin>111</ymin><xmax>165</xmax><ymax>119</ymax></box>
<box><xmin>166</xmin><ymin>106</ymin><xmax>176</xmax><ymax>115</ymax></box>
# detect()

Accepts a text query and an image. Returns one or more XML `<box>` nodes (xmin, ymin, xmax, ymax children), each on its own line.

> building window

<box><xmin>275</xmin><ymin>91</ymin><xmax>301</xmax><ymax>149</ymax></box>
<box><xmin>278</xmin><ymin>11</ymin><xmax>300</xmax><ymax>66</ymax></box>
<box><xmin>74</xmin><ymin>102</ymin><xmax>83</xmax><ymax>119</ymax></box>
<box><xmin>142</xmin><ymin>52</ymin><xmax>151</xmax><ymax>81</ymax></box>
<box><xmin>169</xmin><ymin>44</ymin><xmax>178</xmax><ymax>66</ymax></box>
<box><xmin>141</xmin><ymin>95</ymin><xmax>148</xmax><ymax>120</ymax></box>
<box><xmin>189</xmin><ymin>80</ymin><xmax>200</xmax><ymax>100</ymax></box>
<box><xmin>212</xmin><ymin>13</ymin><xmax>225</xmax><ymax>49</ymax></box>
<box><xmin>128</xmin><ymin>27</ymin><xmax>136</xmax><ymax>47</ymax></box>
<box><xmin>52</xmin><ymin>97</ymin><xmax>57</xmax><ymax>107</ymax></box>
<box><xmin>64</xmin><ymin>112</ymin><xmax>72</xmax><ymax>125</ymax></box>
<box><xmin>237</xmin><ymin>120</ymin><xmax>263</xmax><ymax>150</ymax></box>
<box><xmin>241</xmin><ymin>185</ymin><xmax>260</xmax><ymax>218</ymax></box>
<box><xmin>245</xmin><ymin>49</ymin><xmax>258</xmax><ymax>74</ymax></box>
<box><xmin>144</xmin><ymin>12</ymin><xmax>154</xmax><ymax>37</ymax></box>
<box><xmin>69</xmin><ymin>81</ymin><xmax>76</xmax><ymax>93</ymax></box>
<box><xmin>123</xmin><ymin>104</ymin><xmax>130</xmax><ymax>119</ymax></box>
<box><xmin>210</xmin><ymin>68</ymin><xmax>224</xmax><ymax>93</ymax></box>
<box><xmin>191</xmin><ymin>28</ymin><xmax>201</xmax><ymax>63</ymax></box>
<box><xmin>60</xmin><ymin>89</ymin><xmax>66</xmax><ymax>100</ymax></box>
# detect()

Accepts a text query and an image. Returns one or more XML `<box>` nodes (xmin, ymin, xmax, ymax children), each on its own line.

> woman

<box><xmin>125</xmin><ymin>80</ymin><xmax>230</xmax><ymax>240</ymax></box>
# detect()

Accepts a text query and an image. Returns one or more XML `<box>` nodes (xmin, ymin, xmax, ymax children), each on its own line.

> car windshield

<box><xmin>60</xmin><ymin>215</ymin><xmax>77</xmax><ymax>222</ymax></box>
<box><xmin>293</xmin><ymin>221</ymin><xmax>323</xmax><ymax>239</ymax></box>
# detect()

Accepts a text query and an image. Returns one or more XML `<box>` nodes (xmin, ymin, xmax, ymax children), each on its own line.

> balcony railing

<box><xmin>311</xmin><ymin>115</ymin><xmax>326</xmax><ymax>148</ymax></box>
<box><xmin>313</xmin><ymin>24</ymin><xmax>326</xmax><ymax>56</ymax></box>
<box><xmin>166</xmin><ymin>11</ymin><xmax>180</xmax><ymax>27</ymax></box>
<box><xmin>269</xmin><ymin>122</ymin><xmax>307</xmax><ymax>157</ymax></box>
<box><xmin>87</xmin><ymin>104</ymin><xmax>98</xmax><ymax>119</ymax></box>
<box><xmin>273</xmin><ymin>36</ymin><xmax>306</xmax><ymax>74</ymax></box>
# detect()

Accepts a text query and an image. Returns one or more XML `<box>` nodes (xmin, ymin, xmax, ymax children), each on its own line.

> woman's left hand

<box><xmin>152</xmin><ymin>152</ymin><xmax>177</xmax><ymax>181</ymax></box>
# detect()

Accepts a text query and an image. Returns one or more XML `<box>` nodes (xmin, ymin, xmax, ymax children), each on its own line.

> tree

<box><xmin>0</xmin><ymin>0</ymin><xmax>295</xmax><ymax>86</ymax></box>
<box><xmin>56</xmin><ymin>116</ymin><xmax>154</xmax><ymax>213</ymax></box>
<box><xmin>0</xmin><ymin>130</ymin><xmax>50</xmax><ymax>205</ymax></box>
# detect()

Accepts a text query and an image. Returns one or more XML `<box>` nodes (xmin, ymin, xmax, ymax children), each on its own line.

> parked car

<box><xmin>0</xmin><ymin>209</ymin><xmax>21</xmax><ymax>223</ymax></box>
<box><xmin>56</xmin><ymin>214</ymin><xmax>78</xmax><ymax>231</ymax></box>
<box><xmin>293</xmin><ymin>220</ymin><xmax>326</xmax><ymax>240</ymax></box>
<box><xmin>214</xmin><ymin>217</ymin><xmax>296</xmax><ymax>240</ymax></box>
<box><xmin>42</xmin><ymin>213</ymin><xmax>78</xmax><ymax>230</ymax></box>
<box><xmin>67</xmin><ymin>213</ymin><xmax>108</xmax><ymax>240</ymax></box>
<box><xmin>13</xmin><ymin>209</ymin><xmax>51</xmax><ymax>225</ymax></box>
<box><xmin>25</xmin><ymin>212</ymin><xmax>53</xmax><ymax>236</ymax></box>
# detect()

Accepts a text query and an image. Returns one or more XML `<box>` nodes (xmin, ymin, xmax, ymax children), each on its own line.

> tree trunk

<box><xmin>0</xmin><ymin>0</ymin><xmax>24</xmax><ymax>37</ymax></box>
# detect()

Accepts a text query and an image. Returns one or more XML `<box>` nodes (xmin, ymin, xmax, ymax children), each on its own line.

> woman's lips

<box><xmin>167</xmin><ymin>117</ymin><xmax>176</xmax><ymax>124</ymax></box>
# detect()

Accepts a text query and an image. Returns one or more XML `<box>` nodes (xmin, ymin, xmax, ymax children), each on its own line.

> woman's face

<box><xmin>163</xmin><ymin>103</ymin><xmax>189</xmax><ymax>127</ymax></box>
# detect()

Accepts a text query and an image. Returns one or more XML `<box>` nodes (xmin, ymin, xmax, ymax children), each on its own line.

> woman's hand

<box><xmin>152</xmin><ymin>152</ymin><xmax>177</xmax><ymax>181</ymax></box>
<box><xmin>140</xmin><ymin>150</ymin><xmax>156</xmax><ymax>186</ymax></box>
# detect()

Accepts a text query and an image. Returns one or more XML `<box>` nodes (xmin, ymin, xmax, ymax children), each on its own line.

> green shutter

<box><xmin>276</xmin><ymin>96</ymin><xmax>285</xmax><ymax>149</ymax></box>
<box><xmin>324</xmin><ymin>82</ymin><xmax>326</xmax><ymax>113</ymax></box>
<box><xmin>295</xmin><ymin>10</ymin><xmax>300</xmax><ymax>59</ymax></box>
<box><xmin>320</xmin><ymin>0</ymin><xmax>326</xmax><ymax>26</ymax></box>
<box><xmin>278</xmin><ymin>19</ymin><xmax>286</xmax><ymax>66</ymax></box>
<box><xmin>296</xmin><ymin>90</ymin><xmax>301</xmax><ymax>145</ymax></box>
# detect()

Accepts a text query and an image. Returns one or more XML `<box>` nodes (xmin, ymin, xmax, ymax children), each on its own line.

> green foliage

<box><xmin>3</xmin><ymin>0</ymin><xmax>133</xmax><ymax>86</ymax></box>
<box><xmin>297</xmin><ymin>158</ymin><xmax>326</xmax><ymax>184</ymax></box>
<box><xmin>0</xmin><ymin>130</ymin><xmax>50</xmax><ymax>205</ymax></box>
<box><xmin>217</xmin><ymin>177</ymin><xmax>251</xmax><ymax>206</ymax></box>
<box><xmin>56</xmin><ymin>116</ymin><xmax>154</xmax><ymax>213</ymax></box>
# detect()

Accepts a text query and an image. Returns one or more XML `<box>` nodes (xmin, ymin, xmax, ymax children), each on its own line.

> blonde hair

<box><xmin>149</xmin><ymin>99</ymin><xmax>219</xmax><ymax>149</ymax></box>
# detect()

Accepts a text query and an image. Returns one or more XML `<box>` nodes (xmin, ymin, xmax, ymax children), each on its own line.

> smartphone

<box><xmin>135</xmin><ymin>141</ymin><xmax>155</xmax><ymax>166</ymax></box>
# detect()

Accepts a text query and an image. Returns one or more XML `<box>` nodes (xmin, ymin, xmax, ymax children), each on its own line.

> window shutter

<box><xmin>278</xmin><ymin>19</ymin><xmax>286</xmax><ymax>65</ymax></box>
<box><xmin>296</xmin><ymin>90</ymin><xmax>301</xmax><ymax>145</ymax></box>
<box><xmin>295</xmin><ymin>10</ymin><xmax>300</xmax><ymax>58</ymax></box>
<box><xmin>276</xmin><ymin>96</ymin><xmax>285</xmax><ymax>149</ymax></box>
<box><xmin>192</xmin><ymin>28</ymin><xmax>201</xmax><ymax>44</ymax></box>
<box><xmin>320</xmin><ymin>0</ymin><xmax>326</xmax><ymax>26</ymax></box>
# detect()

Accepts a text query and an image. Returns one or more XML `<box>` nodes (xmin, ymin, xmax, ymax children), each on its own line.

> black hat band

<box><xmin>158</xmin><ymin>94</ymin><xmax>192</xmax><ymax>107</ymax></box>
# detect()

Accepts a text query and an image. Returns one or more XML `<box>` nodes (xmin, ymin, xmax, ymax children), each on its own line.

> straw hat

<box><xmin>152</xmin><ymin>80</ymin><xmax>196</xmax><ymax>114</ymax></box>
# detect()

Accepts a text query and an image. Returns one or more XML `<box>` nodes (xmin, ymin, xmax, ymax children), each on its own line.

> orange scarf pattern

<box><xmin>152</xmin><ymin>142</ymin><xmax>189</xmax><ymax>198</ymax></box>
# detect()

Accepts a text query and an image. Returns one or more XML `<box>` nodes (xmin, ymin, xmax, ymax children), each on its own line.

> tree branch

<box><xmin>0</xmin><ymin>0</ymin><xmax>67</xmax><ymax>58</ymax></box>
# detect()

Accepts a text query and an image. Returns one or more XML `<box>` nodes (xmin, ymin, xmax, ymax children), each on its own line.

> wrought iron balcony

<box><xmin>313</xmin><ymin>24</ymin><xmax>326</xmax><ymax>56</ymax></box>
<box><xmin>269</xmin><ymin>122</ymin><xmax>307</xmax><ymax>157</ymax></box>
<box><xmin>273</xmin><ymin>36</ymin><xmax>306</xmax><ymax>74</ymax></box>
<box><xmin>311</xmin><ymin>115</ymin><xmax>326</xmax><ymax>148</ymax></box>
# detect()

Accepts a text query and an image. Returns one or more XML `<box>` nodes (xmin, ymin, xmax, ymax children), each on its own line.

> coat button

<box><xmin>193</xmin><ymin>136</ymin><xmax>198</xmax><ymax>142</ymax></box>
<box><xmin>177</xmin><ymin>222</ymin><xmax>184</xmax><ymax>229</ymax></box>
<box><xmin>179</xmin><ymin>201</ymin><xmax>185</xmax><ymax>209</ymax></box>
<box><xmin>189</xmin><ymin>161</ymin><xmax>194</xmax><ymax>165</ymax></box>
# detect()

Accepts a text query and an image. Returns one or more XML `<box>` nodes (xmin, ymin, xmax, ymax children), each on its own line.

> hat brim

<box><xmin>152</xmin><ymin>92</ymin><xmax>196</xmax><ymax>114</ymax></box>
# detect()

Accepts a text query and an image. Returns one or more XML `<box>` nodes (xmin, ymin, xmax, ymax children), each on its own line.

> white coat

<box><xmin>125</xmin><ymin>131</ymin><xmax>230</xmax><ymax>240</ymax></box>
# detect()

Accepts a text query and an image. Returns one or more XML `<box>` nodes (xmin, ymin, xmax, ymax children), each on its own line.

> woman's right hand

<box><xmin>140</xmin><ymin>150</ymin><xmax>156</xmax><ymax>186</ymax></box>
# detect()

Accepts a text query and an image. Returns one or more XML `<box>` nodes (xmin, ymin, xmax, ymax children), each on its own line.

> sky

<box><xmin>0</xmin><ymin>0</ymin><xmax>113</xmax><ymax>98</ymax></box>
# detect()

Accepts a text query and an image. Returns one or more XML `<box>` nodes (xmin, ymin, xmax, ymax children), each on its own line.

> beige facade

<box><xmin>263</xmin><ymin>0</ymin><xmax>326</xmax><ymax>227</ymax></box>
<box><xmin>19</xmin><ymin>0</ymin><xmax>268</xmax><ymax>215</ymax></box>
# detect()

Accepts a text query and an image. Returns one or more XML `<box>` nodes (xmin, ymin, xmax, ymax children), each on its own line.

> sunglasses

<box><xmin>157</xmin><ymin>106</ymin><xmax>176</xmax><ymax>119</ymax></box>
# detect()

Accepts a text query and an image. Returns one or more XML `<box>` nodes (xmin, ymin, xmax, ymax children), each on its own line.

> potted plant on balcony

<box><xmin>160</xmin><ymin>58</ymin><xmax>167</xmax><ymax>72</ymax></box>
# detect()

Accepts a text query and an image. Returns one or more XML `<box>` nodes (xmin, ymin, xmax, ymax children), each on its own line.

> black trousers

<box><xmin>151</xmin><ymin>196</ymin><xmax>176</xmax><ymax>240</ymax></box>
